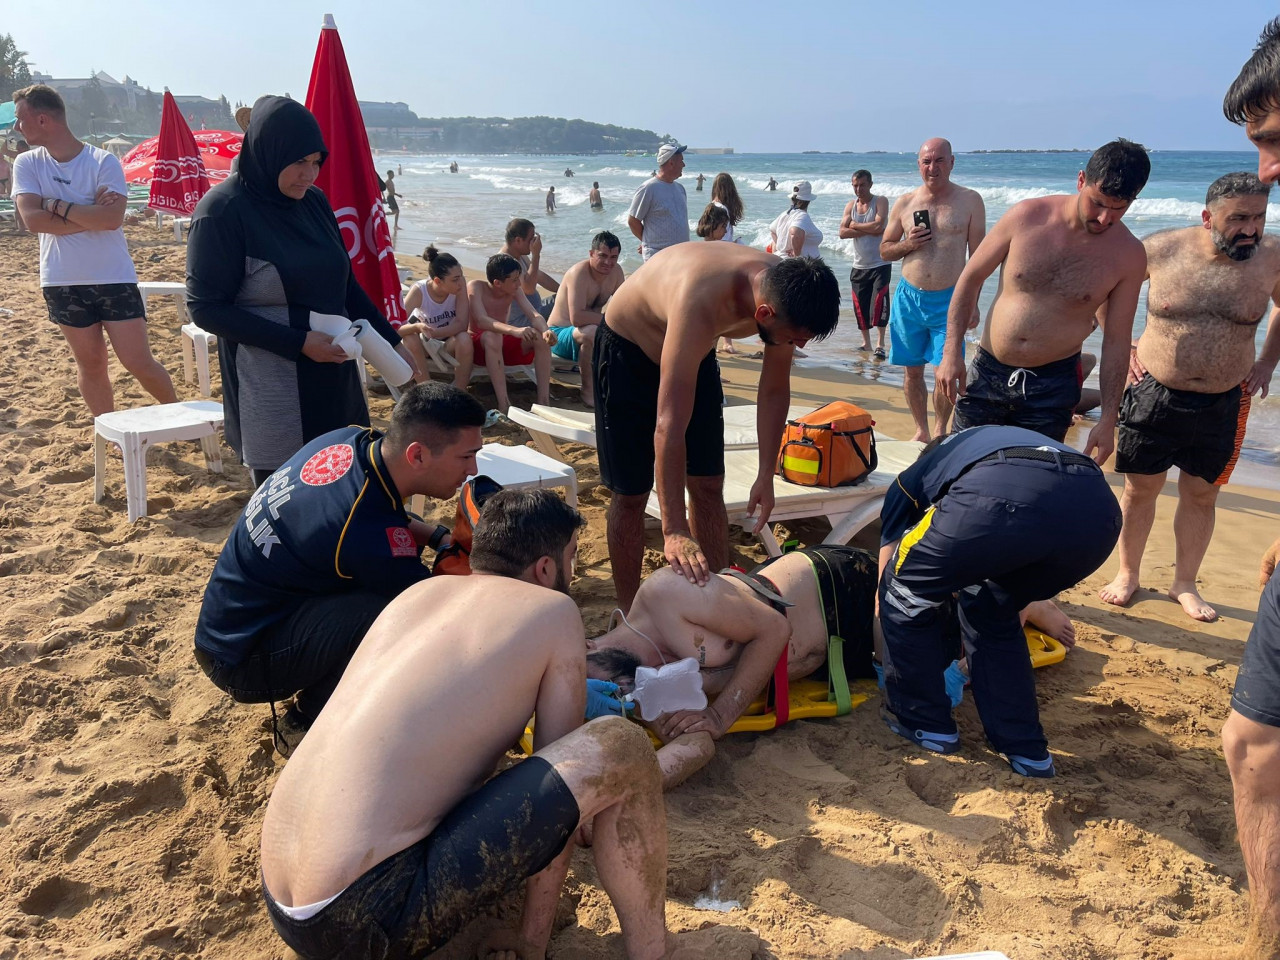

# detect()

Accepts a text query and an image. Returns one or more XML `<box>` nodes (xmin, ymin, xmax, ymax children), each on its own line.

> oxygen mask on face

<box><xmin>608</xmin><ymin>608</ymin><xmax>707</xmax><ymax>721</ymax></box>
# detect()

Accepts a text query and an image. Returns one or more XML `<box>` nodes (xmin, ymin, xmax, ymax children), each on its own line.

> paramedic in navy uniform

<box><xmin>877</xmin><ymin>425</ymin><xmax>1121</xmax><ymax>778</ymax></box>
<box><xmin>193</xmin><ymin>383</ymin><xmax>485</xmax><ymax>747</ymax></box>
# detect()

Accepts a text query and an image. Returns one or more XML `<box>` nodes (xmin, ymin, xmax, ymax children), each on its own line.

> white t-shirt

<box><xmin>11</xmin><ymin>143</ymin><xmax>138</xmax><ymax>287</ymax></box>
<box><xmin>712</xmin><ymin>200</ymin><xmax>735</xmax><ymax>243</ymax></box>
<box><xmin>627</xmin><ymin>178</ymin><xmax>689</xmax><ymax>260</ymax></box>
<box><xmin>772</xmin><ymin>207</ymin><xmax>822</xmax><ymax>259</ymax></box>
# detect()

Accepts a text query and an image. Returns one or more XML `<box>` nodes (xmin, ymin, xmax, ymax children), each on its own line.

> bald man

<box><xmin>880</xmin><ymin>138</ymin><xmax>986</xmax><ymax>441</ymax></box>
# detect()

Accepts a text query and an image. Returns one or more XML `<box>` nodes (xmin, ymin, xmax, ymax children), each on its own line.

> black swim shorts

<box><xmin>951</xmin><ymin>346</ymin><xmax>1082</xmax><ymax>443</ymax></box>
<box><xmin>42</xmin><ymin>283</ymin><xmax>146</xmax><ymax>329</ymax></box>
<box><xmin>756</xmin><ymin>545</ymin><xmax>879</xmax><ymax>680</ymax></box>
<box><xmin>1115</xmin><ymin>373</ymin><xmax>1249</xmax><ymax>486</ymax></box>
<box><xmin>593</xmin><ymin>318</ymin><xmax>725</xmax><ymax>497</ymax></box>
<box><xmin>1231</xmin><ymin>576</ymin><xmax>1280</xmax><ymax>727</ymax></box>
<box><xmin>264</xmin><ymin>755</ymin><xmax>580</xmax><ymax>960</ymax></box>
<box><xmin>849</xmin><ymin>265</ymin><xmax>891</xmax><ymax>331</ymax></box>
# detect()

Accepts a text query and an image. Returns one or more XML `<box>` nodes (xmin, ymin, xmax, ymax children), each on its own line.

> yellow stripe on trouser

<box><xmin>894</xmin><ymin>505</ymin><xmax>936</xmax><ymax>575</ymax></box>
<box><xmin>782</xmin><ymin>453</ymin><xmax>820</xmax><ymax>476</ymax></box>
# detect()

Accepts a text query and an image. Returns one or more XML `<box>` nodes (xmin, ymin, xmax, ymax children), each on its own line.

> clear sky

<box><xmin>6</xmin><ymin>0</ymin><xmax>1277</xmax><ymax>152</ymax></box>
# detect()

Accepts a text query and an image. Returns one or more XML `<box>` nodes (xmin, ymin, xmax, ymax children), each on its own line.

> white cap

<box><xmin>656</xmin><ymin>142</ymin><xmax>687</xmax><ymax>166</ymax></box>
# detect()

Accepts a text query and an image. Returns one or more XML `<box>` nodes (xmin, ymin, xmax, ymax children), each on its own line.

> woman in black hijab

<box><xmin>186</xmin><ymin>95</ymin><xmax>410</xmax><ymax>487</ymax></box>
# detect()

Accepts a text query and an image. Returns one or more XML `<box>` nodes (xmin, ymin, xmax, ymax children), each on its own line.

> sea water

<box><xmin>379</xmin><ymin>150</ymin><xmax>1280</xmax><ymax>475</ymax></box>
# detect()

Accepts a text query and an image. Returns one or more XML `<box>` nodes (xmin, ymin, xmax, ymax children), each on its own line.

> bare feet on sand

<box><xmin>1169</xmin><ymin>580</ymin><xmax>1217</xmax><ymax>622</ymax></box>
<box><xmin>579</xmin><ymin>385</ymin><xmax>594</xmax><ymax>409</ymax></box>
<box><xmin>1023</xmin><ymin>599</ymin><xmax>1076</xmax><ymax>648</ymax></box>
<box><xmin>1099</xmin><ymin>573</ymin><xmax>1140</xmax><ymax>607</ymax></box>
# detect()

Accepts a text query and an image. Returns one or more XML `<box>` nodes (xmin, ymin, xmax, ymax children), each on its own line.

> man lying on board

<box><xmin>586</xmin><ymin>546</ymin><xmax>878</xmax><ymax>786</ymax></box>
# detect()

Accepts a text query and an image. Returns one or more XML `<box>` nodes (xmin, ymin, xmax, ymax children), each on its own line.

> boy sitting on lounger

<box><xmin>587</xmin><ymin>546</ymin><xmax>877</xmax><ymax>784</ymax></box>
<box><xmin>260</xmin><ymin>489</ymin><xmax>703</xmax><ymax>960</ymax></box>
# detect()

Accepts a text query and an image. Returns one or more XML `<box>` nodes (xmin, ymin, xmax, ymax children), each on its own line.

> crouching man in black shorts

<box><xmin>260</xmin><ymin>490</ymin><xmax>703</xmax><ymax>960</ymax></box>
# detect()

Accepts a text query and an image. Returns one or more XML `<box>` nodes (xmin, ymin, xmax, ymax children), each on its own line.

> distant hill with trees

<box><xmin>360</xmin><ymin>106</ymin><xmax>664</xmax><ymax>154</ymax></box>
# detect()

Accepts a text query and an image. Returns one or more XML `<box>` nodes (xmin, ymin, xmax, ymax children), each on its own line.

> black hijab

<box><xmin>237</xmin><ymin>96</ymin><xmax>329</xmax><ymax>208</ymax></box>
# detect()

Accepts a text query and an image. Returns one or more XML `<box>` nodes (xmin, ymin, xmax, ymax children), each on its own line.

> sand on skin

<box><xmin>0</xmin><ymin>219</ymin><xmax>1274</xmax><ymax>959</ymax></box>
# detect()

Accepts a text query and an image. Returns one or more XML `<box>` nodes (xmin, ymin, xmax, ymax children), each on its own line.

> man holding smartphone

<box><xmin>935</xmin><ymin>139</ymin><xmax>1150</xmax><ymax>464</ymax></box>
<box><xmin>880</xmin><ymin>138</ymin><xmax>986</xmax><ymax>442</ymax></box>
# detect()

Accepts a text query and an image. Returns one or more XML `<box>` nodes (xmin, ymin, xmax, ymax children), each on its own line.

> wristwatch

<box><xmin>427</xmin><ymin>524</ymin><xmax>451</xmax><ymax>551</ymax></box>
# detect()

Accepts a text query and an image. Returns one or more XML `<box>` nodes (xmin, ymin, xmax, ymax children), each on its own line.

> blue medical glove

<box><xmin>586</xmin><ymin>679</ymin><xmax>632</xmax><ymax>720</ymax></box>
<box><xmin>944</xmin><ymin>659</ymin><xmax>968</xmax><ymax>709</ymax></box>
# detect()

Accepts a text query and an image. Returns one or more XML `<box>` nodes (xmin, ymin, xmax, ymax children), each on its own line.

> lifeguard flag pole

<box><xmin>305</xmin><ymin>13</ymin><xmax>405</xmax><ymax>327</ymax></box>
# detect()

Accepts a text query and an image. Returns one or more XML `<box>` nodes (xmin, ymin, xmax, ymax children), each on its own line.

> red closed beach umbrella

<box><xmin>305</xmin><ymin>13</ymin><xmax>406</xmax><ymax>328</ymax></box>
<box><xmin>140</xmin><ymin>90</ymin><xmax>210</xmax><ymax>215</ymax></box>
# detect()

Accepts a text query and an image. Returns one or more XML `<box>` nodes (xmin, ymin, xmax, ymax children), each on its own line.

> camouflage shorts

<box><xmin>42</xmin><ymin>283</ymin><xmax>146</xmax><ymax>328</ymax></box>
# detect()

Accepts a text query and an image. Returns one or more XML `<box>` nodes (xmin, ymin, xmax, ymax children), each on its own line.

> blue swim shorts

<box><xmin>888</xmin><ymin>278</ymin><xmax>957</xmax><ymax>368</ymax></box>
<box><xmin>550</xmin><ymin>324</ymin><xmax>579</xmax><ymax>362</ymax></box>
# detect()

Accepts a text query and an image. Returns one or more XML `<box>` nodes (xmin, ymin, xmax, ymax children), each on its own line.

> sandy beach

<box><xmin>0</xmin><ymin>220</ymin><xmax>1276</xmax><ymax>959</ymax></box>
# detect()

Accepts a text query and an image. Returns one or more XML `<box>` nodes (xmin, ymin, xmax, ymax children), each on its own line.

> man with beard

<box><xmin>1099</xmin><ymin>172</ymin><xmax>1280</xmax><ymax>622</ymax></box>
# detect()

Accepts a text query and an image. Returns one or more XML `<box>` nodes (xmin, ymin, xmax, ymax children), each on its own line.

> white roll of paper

<box><xmin>352</xmin><ymin>318</ymin><xmax>414</xmax><ymax>387</ymax></box>
<box><xmin>309</xmin><ymin>311</ymin><xmax>352</xmax><ymax>338</ymax></box>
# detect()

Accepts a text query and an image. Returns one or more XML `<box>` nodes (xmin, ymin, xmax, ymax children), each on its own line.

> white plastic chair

<box><xmin>94</xmin><ymin>400</ymin><xmax>225</xmax><ymax>522</ymax></box>
<box><xmin>137</xmin><ymin>281</ymin><xmax>191</xmax><ymax>327</ymax></box>
<box><xmin>180</xmin><ymin>323</ymin><xmax>217</xmax><ymax>397</ymax></box>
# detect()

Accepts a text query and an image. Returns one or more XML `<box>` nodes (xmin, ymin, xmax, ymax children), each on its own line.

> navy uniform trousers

<box><xmin>879</xmin><ymin>451</ymin><xmax>1121</xmax><ymax>760</ymax></box>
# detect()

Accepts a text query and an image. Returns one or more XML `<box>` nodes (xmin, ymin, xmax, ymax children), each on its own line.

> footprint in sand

<box><xmin>753</xmin><ymin>740</ymin><xmax>851</xmax><ymax>784</ymax></box>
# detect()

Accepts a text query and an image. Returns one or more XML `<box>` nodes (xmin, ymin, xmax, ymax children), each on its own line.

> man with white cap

<box><xmin>627</xmin><ymin>141</ymin><xmax>690</xmax><ymax>261</ymax></box>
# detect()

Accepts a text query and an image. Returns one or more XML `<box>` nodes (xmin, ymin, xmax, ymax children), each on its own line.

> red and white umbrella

<box><xmin>133</xmin><ymin>90</ymin><xmax>210</xmax><ymax>215</ymax></box>
<box><xmin>123</xmin><ymin>128</ymin><xmax>242</xmax><ymax>191</ymax></box>
<box><xmin>305</xmin><ymin>14</ymin><xmax>405</xmax><ymax>328</ymax></box>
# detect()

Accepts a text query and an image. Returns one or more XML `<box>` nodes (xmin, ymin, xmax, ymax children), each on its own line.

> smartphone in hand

<box><xmin>913</xmin><ymin>210</ymin><xmax>932</xmax><ymax>232</ymax></box>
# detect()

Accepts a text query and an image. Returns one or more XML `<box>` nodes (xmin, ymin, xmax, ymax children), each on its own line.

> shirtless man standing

<box><xmin>548</xmin><ymin>230</ymin><xmax>626</xmax><ymax>407</ymax></box>
<box><xmin>468</xmin><ymin>254</ymin><xmax>556</xmax><ymax>413</ymax></box>
<box><xmin>880</xmin><ymin>138</ymin><xmax>986</xmax><ymax>441</ymax></box>
<box><xmin>938</xmin><ymin>139</ymin><xmax>1151</xmax><ymax>463</ymax></box>
<box><xmin>1099</xmin><ymin>172</ymin><xmax>1280</xmax><ymax>621</ymax></box>
<box><xmin>260</xmin><ymin>490</ymin><xmax>702</xmax><ymax>960</ymax></box>
<box><xmin>597</xmin><ymin>243</ymin><xmax>840</xmax><ymax>610</ymax></box>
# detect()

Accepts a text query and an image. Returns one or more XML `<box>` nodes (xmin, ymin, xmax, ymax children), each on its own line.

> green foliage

<box><xmin>371</xmin><ymin>115</ymin><xmax>660</xmax><ymax>153</ymax></box>
<box><xmin>0</xmin><ymin>33</ymin><xmax>32</xmax><ymax>102</ymax></box>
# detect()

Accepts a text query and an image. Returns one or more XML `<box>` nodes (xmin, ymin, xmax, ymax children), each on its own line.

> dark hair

<box><xmin>486</xmin><ymin>253</ymin><xmax>521</xmax><ymax>283</ymax></box>
<box><xmin>386</xmin><ymin>169</ymin><xmax>393</xmax><ymax>177</ymax></box>
<box><xmin>12</xmin><ymin>84</ymin><xmax>66</xmax><ymax>120</ymax></box>
<box><xmin>1206</xmin><ymin>171</ymin><xmax>1273</xmax><ymax>205</ymax></box>
<box><xmin>591</xmin><ymin>230</ymin><xmax>621</xmax><ymax>252</ymax></box>
<box><xmin>711</xmin><ymin>173</ymin><xmax>743</xmax><ymax>224</ymax></box>
<box><xmin>852</xmin><ymin>169</ymin><xmax>872</xmax><ymax>183</ymax></box>
<box><xmin>505</xmin><ymin>218</ymin><xmax>535</xmax><ymax>243</ymax></box>
<box><xmin>696</xmin><ymin>202</ymin><xmax>730</xmax><ymax>238</ymax></box>
<box><xmin>592</xmin><ymin>181</ymin><xmax>599</xmax><ymax>188</ymax></box>
<box><xmin>761</xmin><ymin>257</ymin><xmax>840</xmax><ymax>341</ymax></box>
<box><xmin>470</xmin><ymin>489</ymin><xmax>585</xmax><ymax>577</ymax></box>
<box><xmin>1226</xmin><ymin>18</ymin><xmax>1280</xmax><ymax>124</ymax></box>
<box><xmin>422</xmin><ymin>245</ymin><xmax>461</xmax><ymax>280</ymax></box>
<box><xmin>385</xmin><ymin>382</ymin><xmax>485</xmax><ymax>455</ymax></box>
<box><xmin>917</xmin><ymin>435</ymin><xmax>949</xmax><ymax>460</ymax></box>
<box><xmin>790</xmin><ymin>197</ymin><xmax>811</xmax><ymax>211</ymax></box>
<box><xmin>587</xmin><ymin>648</ymin><xmax>642</xmax><ymax>685</ymax></box>
<box><xmin>1082</xmin><ymin>139</ymin><xmax>1151</xmax><ymax>202</ymax></box>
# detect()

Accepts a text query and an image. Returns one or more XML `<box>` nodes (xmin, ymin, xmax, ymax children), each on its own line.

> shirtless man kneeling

<box><xmin>261</xmin><ymin>490</ymin><xmax>695</xmax><ymax>960</ymax></box>
<box><xmin>938</xmin><ymin>138</ymin><xmax>1150</xmax><ymax>463</ymax></box>
<box><xmin>587</xmin><ymin>546</ymin><xmax>878</xmax><ymax>786</ymax></box>
<box><xmin>548</xmin><ymin>230</ymin><xmax>626</xmax><ymax>407</ymax></box>
<box><xmin>1100</xmin><ymin>172</ymin><xmax>1280</xmax><ymax>621</ymax></box>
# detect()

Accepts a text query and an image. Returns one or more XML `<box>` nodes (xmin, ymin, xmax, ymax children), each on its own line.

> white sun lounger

<box><xmin>644</xmin><ymin>438</ymin><xmax>923</xmax><ymax>557</ymax></box>
<box><xmin>506</xmin><ymin>402</ymin><xmax>831</xmax><ymax>463</ymax></box>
